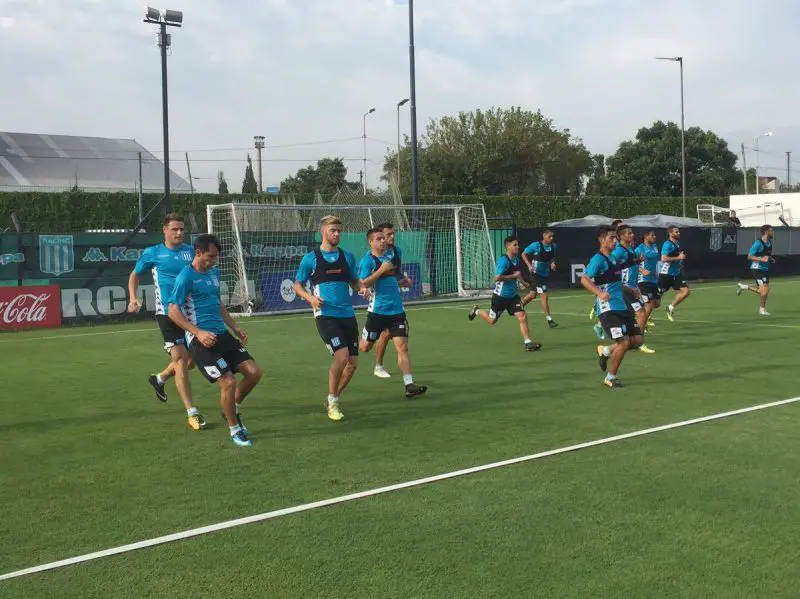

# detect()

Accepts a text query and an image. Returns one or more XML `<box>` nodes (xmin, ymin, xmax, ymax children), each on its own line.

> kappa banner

<box><xmin>0</xmin><ymin>285</ymin><xmax>62</xmax><ymax>330</ymax></box>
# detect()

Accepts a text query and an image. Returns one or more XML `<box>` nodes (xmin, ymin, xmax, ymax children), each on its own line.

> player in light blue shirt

<box><xmin>358</xmin><ymin>228</ymin><xmax>427</xmax><ymax>398</ymax></box>
<box><xmin>521</xmin><ymin>229</ymin><xmax>558</xmax><ymax>328</ymax></box>
<box><xmin>612</xmin><ymin>225</ymin><xmax>654</xmax><ymax>354</ymax></box>
<box><xmin>469</xmin><ymin>236</ymin><xmax>541</xmax><ymax>352</ymax></box>
<box><xmin>737</xmin><ymin>224</ymin><xmax>775</xmax><ymax>315</ymax></box>
<box><xmin>169</xmin><ymin>234</ymin><xmax>263</xmax><ymax>448</ymax></box>
<box><xmin>294</xmin><ymin>215</ymin><xmax>362</xmax><ymax>422</ymax></box>
<box><xmin>659</xmin><ymin>225</ymin><xmax>690</xmax><ymax>321</ymax></box>
<box><xmin>126</xmin><ymin>214</ymin><xmax>203</xmax><ymax>429</ymax></box>
<box><xmin>581</xmin><ymin>225</ymin><xmax>643</xmax><ymax>388</ymax></box>
<box><xmin>635</xmin><ymin>230</ymin><xmax>661</xmax><ymax>330</ymax></box>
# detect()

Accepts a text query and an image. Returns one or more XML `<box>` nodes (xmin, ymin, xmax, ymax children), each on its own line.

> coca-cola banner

<box><xmin>0</xmin><ymin>285</ymin><xmax>62</xmax><ymax>330</ymax></box>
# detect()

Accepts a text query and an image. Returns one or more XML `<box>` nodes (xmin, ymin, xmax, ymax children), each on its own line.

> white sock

<box><xmin>156</xmin><ymin>374</ymin><xmax>165</xmax><ymax>385</ymax></box>
<box><xmin>602</xmin><ymin>346</ymin><xmax>611</xmax><ymax>357</ymax></box>
<box><xmin>546</xmin><ymin>315</ymin><xmax>553</xmax><ymax>321</ymax></box>
<box><xmin>229</xmin><ymin>424</ymin><xmax>242</xmax><ymax>436</ymax></box>
<box><xmin>375</xmin><ymin>364</ymin><xmax>385</xmax><ymax>371</ymax></box>
<box><xmin>524</xmin><ymin>338</ymin><xmax>532</xmax><ymax>344</ymax></box>
<box><xmin>403</xmin><ymin>374</ymin><xmax>413</xmax><ymax>386</ymax></box>
<box><xmin>668</xmin><ymin>304</ymin><xmax>675</xmax><ymax>311</ymax></box>
<box><xmin>327</xmin><ymin>394</ymin><xmax>338</xmax><ymax>406</ymax></box>
<box><xmin>187</xmin><ymin>407</ymin><xmax>199</xmax><ymax>417</ymax></box>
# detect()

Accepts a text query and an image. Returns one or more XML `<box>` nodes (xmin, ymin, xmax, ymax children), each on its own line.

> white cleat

<box><xmin>374</xmin><ymin>366</ymin><xmax>391</xmax><ymax>379</ymax></box>
<box><xmin>737</xmin><ymin>283</ymin><xmax>748</xmax><ymax>296</ymax></box>
<box><xmin>759</xmin><ymin>309</ymin><xmax>771</xmax><ymax>316</ymax></box>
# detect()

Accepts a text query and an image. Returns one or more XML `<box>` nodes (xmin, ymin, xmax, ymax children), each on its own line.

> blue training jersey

<box><xmin>296</xmin><ymin>248</ymin><xmax>359</xmax><ymax>318</ymax></box>
<box><xmin>635</xmin><ymin>242</ymin><xmax>660</xmax><ymax>284</ymax></box>
<box><xmin>659</xmin><ymin>239</ymin><xmax>683</xmax><ymax>277</ymax></box>
<box><xmin>494</xmin><ymin>254</ymin><xmax>521</xmax><ymax>299</ymax></box>
<box><xmin>612</xmin><ymin>243</ymin><xmax>639</xmax><ymax>289</ymax></box>
<box><xmin>133</xmin><ymin>243</ymin><xmax>194</xmax><ymax>315</ymax></box>
<box><xmin>584</xmin><ymin>253</ymin><xmax>628</xmax><ymax>315</ymax></box>
<box><xmin>384</xmin><ymin>245</ymin><xmax>402</xmax><ymax>268</ymax></box>
<box><xmin>359</xmin><ymin>252</ymin><xmax>404</xmax><ymax>316</ymax></box>
<box><xmin>523</xmin><ymin>241</ymin><xmax>557</xmax><ymax>277</ymax></box>
<box><xmin>169</xmin><ymin>265</ymin><xmax>227</xmax><ymax>338</ymax></box>
<box><xmin>749</xmin><ymin>239</ymin><xmax>772</xmax><ymax>272</ymax></box>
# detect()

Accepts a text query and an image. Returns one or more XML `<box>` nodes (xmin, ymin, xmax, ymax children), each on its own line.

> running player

<box><xmin>168</xmin><ymin>234</ymin><xmax>263</xmax><ymax>447</ymax></box>
<box><xmin>737</xmin><ymin>224</ymin><xmax>775</xmax><ymax>315</ymax></box>
<box><xmin>581</xmin><ymin>225</ymin><xmax>643</xmax><ymax>388</ymax></box>
<box><xmin>612</xmin><ymin>225</ymin><xmax>654</xmax><ymax>353</ymax></box>
<box><xmin>658</xmin><ymin>225</ymin><xmax>690</xmax><ymax>321</ymax></box>
<box><xmin>469</xmin><ymin>236</ymin><xmax>542</xmax><ymax>352</ymax></box>
<box><xmin>635</xmin><ymin>230</ymin><xmax>661</xmax><ymax>331</ymax></box>
<box><xmin>371</xmin><ymin>222</ymin><xmax>410</xmax><ymax>379</ymax></box>
<box><xmin>358</xmin><ymin>228</ymin><xmax>427</xmax><ymax>398</ymax></box>
<box><xmin>590</xmin><ymin>219</ymin><xmax>624</xmax><ymax>336</ymax></box>
<box><xmin>294</xmin><ymin>215</ymin><xmax>362</xmax><ymax>422</ymax></box>
<box><xmin>127</xmin><ymin>213</ymin><xmax>205</xmax><ymax>431</ymax></box>
<box><xmin>521</xmin><ymin>229</ymin><xmax>558</xmax><ymax>328</ymax></box>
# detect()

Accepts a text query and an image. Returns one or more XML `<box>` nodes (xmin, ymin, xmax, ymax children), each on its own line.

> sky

<box><xmin>1</xmin><ymin>0</ymin><xmax>799</xmax><ymax>193</ymax></box>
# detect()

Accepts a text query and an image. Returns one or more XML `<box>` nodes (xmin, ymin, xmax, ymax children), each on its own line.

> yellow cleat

<box><xmin>327</xmin><ymin>403</ymin><xmax>344</xmax><ymax>422</ymax></box>
<box><xmin>647</xmin><ymin>318</ymin><xmax>656</xmax><ymax>328</ymax></box>
<box><xmin>589</xmin><ymin>306</ymin><xmax>596</xmax><ymax>319</ymax></box>
<box><xmin>187</xmin><ymin>413</ymin><xmax>207</xmax><ymax>431</ymax></box>
<box><xmin>638</xmin><ymin>344</ymin><xmax>655</xmax><ymax>354</ymax></box>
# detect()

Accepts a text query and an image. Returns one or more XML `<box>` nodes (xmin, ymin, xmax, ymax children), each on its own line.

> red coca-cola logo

<box><xmin>0</xmin><ymin>285</ymin><xmax>61</xmax><ymax>330</ymax></box>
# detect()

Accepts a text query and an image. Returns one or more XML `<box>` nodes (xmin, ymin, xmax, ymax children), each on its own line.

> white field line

<box><xmin>2</xmin><ymin>395</ymin><xmax>799</xmax><ymax>582</ymax></box>
<box><xmin>2</xmin><ymin>279</ymin><xmax>793</xmax><ymax>344</ymax></box>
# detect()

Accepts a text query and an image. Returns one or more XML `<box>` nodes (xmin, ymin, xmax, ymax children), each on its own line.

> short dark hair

<box><xmin>760</xmin><ymin>224</ymin><xmax>773</xmax><ymax>235</ymax></box>
<box><xmin>616</xmin><ymin>224</ymin><xmax>632</xmax><ymax>235</ymax></box>
<box><xmin>504</xmin><ymin>235</ymin><xmax>518</xmax><ymax>245</ymax></box>
<box><xmin>193</xmin><ymin>233</ymin><xmax>221</xmax><ymax>253</ymax></box>
<box><xmin>366</xmin><ymin>227</ymin><xmax>383</xmax><ymax>240</ymax></box>
<box><xmin>667</xmin><ymin>225</ymin><xmax>679</xmax><ymax>234</ymax></box>
<box><xmin>610</xmin><ymin>219</ymin><xmax>623</xmax><ymax>230</ymax></box>
<box><xmin>164</xmin><ymin>213</ymin><xmax>184</xmax><ymax>227</ymax></box>
<box><xmin>597</xmin><ymin>225</ymin><xmax>615</xmax><ymax>240</ymax></box>
<box><xmin>542</xmin><ymin>228</ymin><xmax>554</xmax><ymax>236</ymax></box>
<box><xmin>643</xmin><ymin>229</ymin><xmax>656</xmax><ymax>237</ymax></box>
<box><xmin>377</xmin><ymin>222</ymin><xmax>394</xmax><ymax>231</ymax></box>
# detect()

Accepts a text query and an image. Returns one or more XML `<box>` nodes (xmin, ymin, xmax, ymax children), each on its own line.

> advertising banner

<box><xmin>0</xmin><ymin>284</ymin><xmax>62</xmax><ymax>330</ymax></box>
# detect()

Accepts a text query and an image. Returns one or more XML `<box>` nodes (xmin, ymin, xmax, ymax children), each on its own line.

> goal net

<box><xmin>206</xmin><ymin>203</ymin><xmax>496</xmax><ymax>315</ymax></box>
<box><xmin>696</xmin><ymin>204</ymin><xmax>731</xmax><ymax>226</ymax></box>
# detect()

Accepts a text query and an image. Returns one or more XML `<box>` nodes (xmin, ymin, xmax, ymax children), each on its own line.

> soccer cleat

<box><xmin>759</xmin><ymin>309</ymin><xmax>771</xmax><ymax>316</ymax></box>
<box><xmin>218</xmin><ymin>410</ymin><xmax>249</xmax><ymax>435</ymax></box>
<box><xmin>187</xmin><ymin>413</ymin><xmax>207</xmax><ymax>431</ymax></box>
<box><xmin>405</xmin><ymin>383</ymin><xmax>428</xmax><ymax>398</ymax></box>
<box><xmin>602</xmin><ymin>378</ymin><xmax>624</xmax><ymax>389</ymax></box>
<box><xmin>665</xmin><ymin>306</ymin><xmax>675</xmax><ymax>322</ymax></box>
<box><xmin>231</xmin><ymin>431</ymin><xmax>252</xmax><ymax>447</ymax></box>
<box><xmin>374</xmin><ymin>365</ymin><xmax>391</xmax><ymax>379</ymax></box>
<box><xmin>596</xmin><ymin>345</ymin><xmax>608</xmax><ymax>372</ymax></box>
<box><xmin>148</xmin><ymin>374</ymin><xmax>168</xmax><ymax>402</ymax></box>
<box><xmin>327</xmin><ymin>402</ymin><xmax>344</xmax><ymax>422</ymax></box>
<box><xmin>468</xmin><ymin>305</ymin><xmax>479</xmax><ymax>321</ymax></box>
<box><xmin>589</xmin><ymin>306</ymin><xmax>596</xmax><ymax>319</ymax></box>
<box><xmin>592</xmin><ymin>323</ymin><xmax>606</xmax><ymax>340</ymax></box>
<box><xmin>547</xmin><ymin>319</ymin><xmax>558</xmax><ymax>329</ymax></box>
<box><xmin>647</xmin><ymin>318</ymin><xmax>656</xmax><ymax>328</ymax></box>
<box><xmin>525</xmin><ymin>341</ymin><xmax>542</xmax><ymax>352</ymax></box>
<box><xmin>736</xmin><ymin>283</ymin><xmax>749</xmax><ymax>296</ymax></box>
<box><xmin>638</xmin><ymin>344</ymin><xmax>656</xmax><ymax>354</ymax></box>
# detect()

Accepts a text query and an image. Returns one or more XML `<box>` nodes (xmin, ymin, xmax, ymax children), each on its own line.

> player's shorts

<box><xmin>156</xmin><ymin>314</ymin><xmax>187</xmax><ymax>353</ymax></box>
<box><xmin>623</xmin><ymin>287</ymin><xmax>644</xmax><ymax>313</ymax></box>
<box><xmin>362</xmin><ymin>312</ymin><xmax>408</xmax><ymax>342</ymax></box>
<box><xmin>639</xmin><ymin>282</ymin><xmax>661</xmax><ymax>304</ymax></box>
<box><xmin>489</xmin><ymin>293</ymin><xmax>524</xmax><ymax>322</ymax></box>
<box><xmin>315</xmin><ymin>316</ymin><xmax>359</xmax><ymax>357</ymax></box>
<box><xmin>526</xmin><ymin>273</ymin><xmax>549</xmax><ymax>293</ymax></box>
<box><xmin>751</xmin><ymin>270</ymin><xmax>769</xmax><ymax>287</ymax></box>
<box><xmin>189</xmin><ymin>331</ymin><xmax>253</xmax><ymax>383</ymax></box>
<box><xmin>598</xmin><ymin>310</ymin><xmax>642</xmax><ymax>341</ymax></box>
<box><xmin>657</xmin><ymin>274</ymin><xmax>688</xmax><ymax>293</ymax></box>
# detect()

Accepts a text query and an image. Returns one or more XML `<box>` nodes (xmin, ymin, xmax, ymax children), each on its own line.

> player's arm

<box><xmin>221</xmin><ymin>304</ymin><xmax>248</xmax><ymax>345</ymax></box>
<box><xmin>346</xmin><ymin>252</ymin><xmax>364</xmax><ymax>293</ymax></box>
<box><xmin>128</xmin><ymin>248</ymin><xmax>153</xmax><ymax>313</ymax></box>
<box><xmin>747</xmin><ymin>242</ymin><xmax>769</xmax><ymax>263</ymax></box>
<box><xmin>168</xmin><ymin>273</ymin><xmax>217</xmax><ymax>347</ymax></box>
<box><xmin>520</xmin><ymin>243</ymin><xmax>536</xmax><ymax>271</ymax></box>
<box><xmin>623</xmin><ymin>285</ymin><xmax>641</xmax><ymax>298</ymax></box>
<box><xmin>360</xmin><ymin>260</ymin><xmax>394</xmax><ymax>288</ymax></box>
<box><xmin>580</xmin><ymin>275</ymin><xmax>611</xmax><ymax>301</ymax></box>
<box><xmin>661</xmin><ymin>243</ymin><xmax>686</xmax><ymax>262</ymax></box>
<box><xmin>550</xmin><ymin>244</ymin><xmax>557</xmax><ymax>271</ymax></box>
<box><xmin>294</xmin><ymin>254</ymin><xmax>323</xmax><ymax>310</ymax></box>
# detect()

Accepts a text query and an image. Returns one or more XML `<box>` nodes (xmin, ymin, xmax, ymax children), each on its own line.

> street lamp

<box><xmin>754</xmin><ymin>131</ymin><xmax>774</xmax><ymax>195</ymax></box>
<box><xmin>253</xmin><ymin>135</ymin><xmax>265</xmax><ymax>194</ymax></box>
<box><xmin>144</xmin><ymin>6</ymin><xmax>183</xmax><ymax>212</ymax></box>
<box><xmin>656</xmin><ymin>56</ymin><xmax>686</xmax><ymax>216</ymax></box>
<box><xmin>408</xmin><ymin>0</ymin><xmax>420</xmax><ymax>209</ymax></box>
<box><xmin>362</xmin><ymin>107</ymin><xmax>376</xmax><ymax>195</ymax></box>
<box><xmin>396</xmin><ymin>98</ymin><xmax>410</xmax><ymax>185</ymax></box>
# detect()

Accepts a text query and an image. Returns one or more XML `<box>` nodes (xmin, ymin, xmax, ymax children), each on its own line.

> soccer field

<box><xmin>2</xmin><ymin>278</ymin><xmax>800</xmax><ymax>598</ymax></box>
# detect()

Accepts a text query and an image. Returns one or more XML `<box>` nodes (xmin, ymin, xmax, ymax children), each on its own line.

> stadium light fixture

<box><xmin>396</xmin><ymin>99</ymin><xmax>410</xmax><ymax>184</ymax></box>
<box><xmin>656</xmin><ymin>56</ymin><xmax>686</xmax><ymax>216</ymax></box>
<box><xmin>754</xmin><ymin>131</ymin><xmax>775</xmax><ymax>195</ymax></box>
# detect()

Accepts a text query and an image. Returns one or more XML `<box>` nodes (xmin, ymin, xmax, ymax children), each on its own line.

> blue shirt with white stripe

<box><xmin>584</xmin><ymin>253</ymin><xmax>627</xmax><ymax>314</ymax></box>
<box><xmin>612</xmin><ymin>243</ymin><xmax>639</xmax><ymax>289</ymax></box>
<box><xmin>169</xmin><ymin>265</ymin><xmax>227</xmax><ymax>335</ymax></box>
<box><xmin>635</xmin><ymin>242</ymin><xmax>660</xmax><ymax>284</ymax></box>
<box><xmin>133</xmin><ymin>243</ymin><xmax>194</xmax><ymax>315</ymax></box>
<box><xmin>494</xmin><ymin>255</ymin><xmax>521</xmax><ymax>298</ymax></box>
<box><xmin>749</xmin><ymin>239</ymin><xmax>772</xmax><ymax>272</ymax></box>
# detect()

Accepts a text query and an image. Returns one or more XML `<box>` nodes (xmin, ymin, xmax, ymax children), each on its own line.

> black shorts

<box><xmin>489</xmin><ymin>293</ymin><xmax>524</xmax><ymax>321</ymax></box>
<box><xmin>156</xmin><ymin>314</ymin><xmax>187</xmax><ymax>353</ymax></box>
<box><xmin>362</xmin><ymin>312</ymin><xmax>408</xmax><ymax>342</ymax></box>
<box><xmin>526</xmin><ymin>273</ymin><xmax>549</xmax><ymax>293</ymax></box>
<box><xmin>623</xmin><ymin>288</ymin><xmax>644</xmax><ymax>313</ymax></box>
<box><xmin>598</xmin><ymin>310</ymin><xmax>642</xmax><ymax>341</ymax></box>
<box><xmin>315</xmin><ymin>316</ymin><xmax>359</xmax><ymax>357</ymax></box>
<box><xmin>189</xmin><ymin>331</ymin><xmax>253</xmax><ymax>383</ymax></box>
<box><xmin>639</xmin><ymin>282</ymin><xmax>661</xmax><ymax>304</ymax></box>
<box><xmin>657</xmin><ymin>274</ymin><xmax>688</xmax><ymax>293</ymax></box>
<box><xmin>752</xmin><ymin>271</ymin><xmax>769</xmax><ymax>286</ymax></box>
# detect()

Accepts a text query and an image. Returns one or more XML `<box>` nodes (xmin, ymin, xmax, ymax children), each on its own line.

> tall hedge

<box><xmin>0</xmin><ymin>191</ymin><xmax>728</xmax><ymax>232</ymax></box>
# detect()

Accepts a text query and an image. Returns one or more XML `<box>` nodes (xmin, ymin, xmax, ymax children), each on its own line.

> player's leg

<box><xmin>476</xmin><ymin>307</ymin><xmax>499</xmax><ymax>325</ymax></box>
<box><xmin>604</xmin><ymin>336</ymin><xmax>630</xmax><ymax>387</ymax></box>
<box><xmin>540</xmin><ymin>289</ymin><xmax>557</xmax><ymax>328</ymax></box>
<box><xmin>521</xmin><ymin>288</ymin><xmax>538</xmax><ymax>306</ymax></box>
<box><xmin>758</xmin><ymin>280</ymin><xmax>770</xmax><ymax>315</ymax></box>
<box><xmin>171</xmin><ymin>344</ymin><xmax>205</xmax><ymax>429</ymax></box>
<box><xmin>392</xmin><ymin>332</ymin><xmax>427</xmax><ymax>398</ymax></box>
<box><xmin>666</xmin><ymin>281</ymin><xmax>690</xmax><ymax>320</ymax></box>
<box><xmin>373</xmin><ymin>329</ymin><xmax>391</xmax><ymax>378</ymax></box>
<box><xmin>329</xmin><ymin>317</ymin><xmax>360</xmax><ymax>419</ymax></box>
<box><xmin>219</xmin><ymin>372</ymin><xmax>251</xmax><ymax>447</ymax></box>
<box><xmin>512</xmin><ymin>301</ymin><xmax>541</xmax><ymax>351</ymax></box>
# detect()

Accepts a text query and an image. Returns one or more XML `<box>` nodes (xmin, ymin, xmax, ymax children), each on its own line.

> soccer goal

<box><xmin>206</xmin><ymin>203</ymin><xmax>496</xmax><ymax>316</ymax></box>
<box><xmin>696</xmin><ymin>204</ymin><xmax>731</xmax><ymax>226</ymax></box>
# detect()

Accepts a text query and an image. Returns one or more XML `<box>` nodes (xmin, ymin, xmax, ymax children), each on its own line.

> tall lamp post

<box><xmin>408</xmin><ymin>0</ymin><xmax>420</xmax><ymax>209</ymax></box>
<box><xmin>144</xmin><ymin>6</ymin><xmax>183</xmax><ymax>212</ymax></box>
<box><xmin>656</xmin><ymin>56</ymin><xmax>686</xmax><ymax>216</ymax></box>
<box><xmin>396</xmin><ymin>98</ymin><xmax>409</xmax><ymax>185</ymax></box>
<box><xmin>253</xmin><ymin>135</ymin><xmax>265</xmax><ymax>194</ymax></box>
<box><xmin>362</xmin><ymin>108</ymin><xmax>376</xmax><ymax>195</ymax></box>
<box><xmin>754</xmin><ymin>131</ymin><xmax>774</xmax><ymax>195</ymax></box>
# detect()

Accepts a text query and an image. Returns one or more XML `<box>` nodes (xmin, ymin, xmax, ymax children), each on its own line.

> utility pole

<box><xmin>138</xmin><ymin>152</ymin><xmax>144</xmax><ymax>222</ymax></box>
<box><xmin>185</xmin><ymin>152</ymin><xmax>194</xmax><ymax>193</ymax></box>
<box><xmin>787</xmin><ymin>151</ymin><xmax>791</xmax><ymax>190</ymax></box>
<box><xmin>741</xmin><ymin>143</ymin><xmax>748</xmax><ymax>194</ymax></box>
<box><xmin>254</xmin><ymin>135</ymin><xmax>265</xmax><ymax>193</ymax></box>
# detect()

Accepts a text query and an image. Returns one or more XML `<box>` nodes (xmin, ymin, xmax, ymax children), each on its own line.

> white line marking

<box><xmin>2</xmin><ymin>395</ymin><xmax>798</xmax><ymax>582</ymax></box>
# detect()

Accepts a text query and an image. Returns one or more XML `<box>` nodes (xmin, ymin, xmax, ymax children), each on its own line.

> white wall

<box><xmin>729</xmin><ymin>194</ymin><xmax>800</xmax><ymax>227</ymax></box>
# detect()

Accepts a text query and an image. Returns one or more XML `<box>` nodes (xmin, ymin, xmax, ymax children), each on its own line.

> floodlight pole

<box><xmin>408</xmin><ymin>0</ymin><xmax>420</xmax><ymax>209</ymax></box>
<box><xmin>656</xmin><ymin>56</ymin><xmax>686</xmax><ymax>217</ymax></box>
<box><xmin>159</xmin><ymin>21</ymin><xmax>171</xmax><ymax>210</ymax></box>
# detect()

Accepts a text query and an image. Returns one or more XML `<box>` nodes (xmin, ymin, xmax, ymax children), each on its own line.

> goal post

<box><xmin>206</xmin><ymin>203</ymin><xmax>496</xmax><ymax>316</ymax></box>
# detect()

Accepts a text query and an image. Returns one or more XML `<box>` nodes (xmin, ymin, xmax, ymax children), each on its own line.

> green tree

<box><xmin>587</xmin><ymin>121</ymin><xmax>741</xmax><ymax>196</ymax></box>
<box><xmin>279</xmin><ymin>158</ymin><xmax>358</xmax><ymax>201</ymax></box>
<box><xmin>217</xmin><ymin>170</ymin><xmax>229</xmax><ymax>194</ymax></box>
<box><xmin>241</xmin><ymin>155</ymin><xmax>259</xmax><ymax>194</ymax></box>
<box><xmin>383</xmin><ymin>107</ymin><xmax>593</xmax><ymax>197</ymax></box>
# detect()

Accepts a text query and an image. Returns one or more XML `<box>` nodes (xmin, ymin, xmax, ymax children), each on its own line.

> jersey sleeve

<box><xmin>584</xmin><ymin>255</ymin><xmax>604</xmax><ymax>280</ymax></box>
<box><xmin>635</xmin><ymin>244</ymin><xmax>644</xmax><ymax>259</ymax></box>
<box><xmin>660</xmin><ymin>241</ymin><xmax>674</xmax><ymax>259</ymax></box>
<box><xmin>495</xmin><ymin>256</ymin><xmax>510</xmax><ymax>276</ymax></box>
<box><xmin>295</xmin><ymin>252</ymin><xmax>315</xmax><ymax>283</ymax></box>
<box><xmin>611</xmin><ymin>246</ymin><xmax>626</xmax><ymax>263</ymax></box>
<box><xmin>748</xmin><ymin>240</ymin><xmax>762</xmax><ymax>256</ymax></box>
<box><xmin>345</xmin><ymin>251</ymin><xmax>360</xmax><ymax>282</ymax></box>
<box><xmin>358</xmin><ymin>254</ymin><xmax>376</xmax><ymax>280</ymax></box>
<box><xmin>552</xmin><ymin>243</ymin><xmax>557</xmax><ymax>258</ymax></box>
<box><xmin>394</xmin><ymin>245</ymin><xmax>403</xmax><ymax>264</ymax></box>
<box><xmin>169</xmin><ymin>268</ymin><xmax>192</xmax><ymax>308</ymax></box>
<box><xmin>133</xmin><ymin>246</ymin><xmax>156</xmax><ymax>276</ymax></box>
<box><xmin>523</xmin><ymin>242</ymin><xmax>539</xmax><ymax>256</ymax></box>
